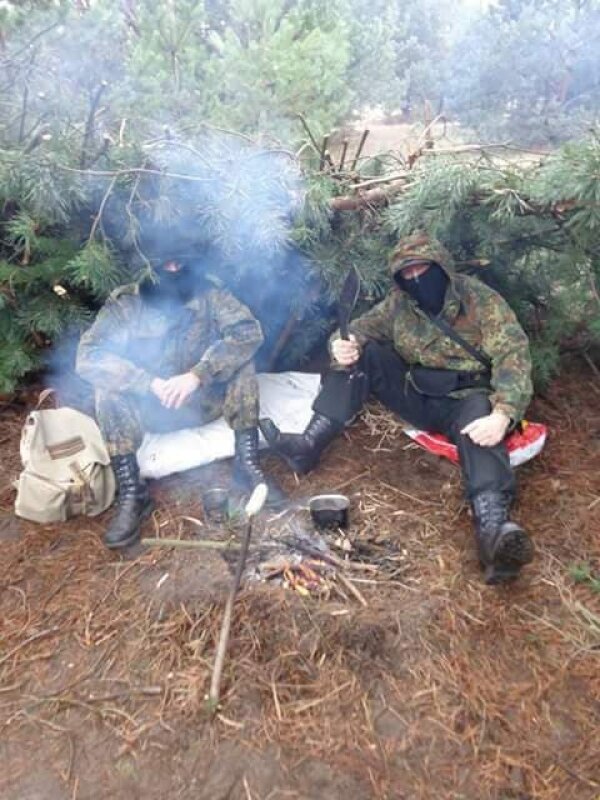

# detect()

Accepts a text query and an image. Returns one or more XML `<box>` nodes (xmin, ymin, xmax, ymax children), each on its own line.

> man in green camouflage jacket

<box><xmin>261</xmin><ymin>232</ymin><xmax>534</xmax><ymax>584</ymax></box>
<box><xmin>77</xmin><ymin>254</ymin><xmax>283</xmax><ymax>549</ymax></box>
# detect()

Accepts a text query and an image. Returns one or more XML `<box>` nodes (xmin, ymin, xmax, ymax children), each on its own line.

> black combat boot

<box><xmin>259</xmin><ymin>414</ymin><xmax>343</xmax><ymax>475</ymax></box>
<box><xmin>105</xmin><ymin>454</ymin><xmax>154</xmax><ymax>549</ymax></box>
<box><xmin>232</xmin><ymin>428</ymin><xmax>287</xmax><ymax>508</ymax></box>
<box><xmin>471</xmin><ymin>490</ymin><xmax>534</xmax><ymax>585</ymax></box>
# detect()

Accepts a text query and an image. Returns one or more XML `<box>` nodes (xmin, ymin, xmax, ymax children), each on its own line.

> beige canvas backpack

<box><xmin>14</xmin><ymin>406</ymin><xmax>116</xmax><ymax>523</ymax></box>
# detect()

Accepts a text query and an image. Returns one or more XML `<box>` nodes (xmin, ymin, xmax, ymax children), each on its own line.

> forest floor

<box><xmin>1</xmin><ymin>358</ymin><xmax>599</xmax><ymax>800</ymax></box>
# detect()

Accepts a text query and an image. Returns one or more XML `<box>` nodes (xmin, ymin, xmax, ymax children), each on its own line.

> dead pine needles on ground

<box><xmin>0</xmin><ymin>361</ymin><xmax>599</xmax><ymax>799</ymax></box>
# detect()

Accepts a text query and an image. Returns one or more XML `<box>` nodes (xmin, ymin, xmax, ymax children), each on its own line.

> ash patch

<box><xmin>0</xmin><ymin>512</ymin><xmax>22</xmax><ymax>542</ymax></box>
<box><xmin>136</xmin><ymin>549</ymin><xmax>230</xmax><ymax>614</ymax></box>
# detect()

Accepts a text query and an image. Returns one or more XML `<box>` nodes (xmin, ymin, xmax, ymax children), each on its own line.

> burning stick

<box><xmin>208</xmin><ymin>483</ymin><xmax>268</xmax><ymax>711</ymax></box>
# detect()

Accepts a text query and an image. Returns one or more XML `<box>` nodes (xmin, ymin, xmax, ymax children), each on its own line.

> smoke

<box><xmin>126</xmin><ymin>133</ymin><xmax>305</xmax><ymax>270</ymax></box>
<box><xmin>45</xmin><ymin>132</ymin><xmax>310</xmax><ymax>409</ymax></box>
<box><xmin>8</xmin><ymin>5</ymin><xmax>313</xmax><ymax>394</ymax></box>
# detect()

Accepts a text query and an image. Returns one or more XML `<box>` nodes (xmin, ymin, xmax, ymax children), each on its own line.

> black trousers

<box><xmin>313</xmin><ymin>342</ymin><xmax>515</xmax><ymax>500</ymax></box>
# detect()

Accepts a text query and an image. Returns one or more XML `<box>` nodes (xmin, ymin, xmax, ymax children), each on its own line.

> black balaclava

<box><xmin>394</xmin><ymin>262</ymin><xmax>449</xmax><ymax>317</ymax></box>
<box><xmin>140</xmin><ymin>260</ymin><xmax>196</xmax><ymax>308</ymax></box>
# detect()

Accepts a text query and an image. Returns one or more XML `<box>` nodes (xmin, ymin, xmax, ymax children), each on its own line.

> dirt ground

<box><xmin>1</xmin><ymin>358</ymin><xmax>599</xmax><ymax>800</ymax></box>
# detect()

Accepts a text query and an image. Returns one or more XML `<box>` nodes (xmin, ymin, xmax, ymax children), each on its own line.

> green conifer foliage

<box><xmin>448</xmin><ymin>0</ymin><xmax>600</xmax><ymax>144</ymax></box>
<box><xmin>382</xmin><ymin>143</ymin><xmax>600</xmax><ymax>384</ymax></box>
<box><xmin>1</xmin><ymin>1</ymin><xmax>600</xmax><ymax>393</ymax></box>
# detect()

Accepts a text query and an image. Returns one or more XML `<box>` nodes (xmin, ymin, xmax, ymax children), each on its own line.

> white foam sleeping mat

<box><xmin>137</xmin><ymin>372</ymin><xmax>321</xmax><ymax>480</ymax></box>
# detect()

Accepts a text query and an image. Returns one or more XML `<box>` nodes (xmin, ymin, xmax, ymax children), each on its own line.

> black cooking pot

<box><xmin>309</xmin><ymin>494</ymin><xmax>349</xmax><ymax>530</ymax></box>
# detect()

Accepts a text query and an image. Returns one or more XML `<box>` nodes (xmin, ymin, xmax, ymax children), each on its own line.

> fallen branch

<box><xmin>142</xmin><ymin>537</ymin><xmax>239</xmax><ymax>550</ymax></box>
<box><xmin>336</xmin><ymin>572</ymin><xmax>368</xmax><ymax>607</ymax></box>
<box><xmin>351</xmin><ymin>172</ymin><xmax>410</xmax><ymax>191</ymax></box>
<box><xmin>330</xmin><ymin>182</ymin><xmax>407</xmax><ymax>211</ymax></box>
<box><xmin>0</xmin><ymin>627</ymin><xmax>61</xmax><ymax>668</ymax></box>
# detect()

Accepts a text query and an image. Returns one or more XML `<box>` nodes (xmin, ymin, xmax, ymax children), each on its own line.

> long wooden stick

<box><xmin>142</xmin><ymin>537</ymin><xmax>239</xmax><ymax>550</ymax></box>
<box><xmin>319</xmin><ymin>133</ymin><xmax>330</xmax><ymax>170</ymax></box>
<box><xmin>336</xmin><ymin>572</ymin><xmax>368</xmax><ymax>607</ymax></box>
<box><xmin>208</xmin><ymin>484</ymin><xmax>268</xmax><ymax>709</ymax></box>
<box><xmin>350</xmin><ymin>129</ymin><xmax>370</xmax><ymax>171</ymax></box>
<box><xmin>338</xmin><ymin>139</ymin><xmax>349</xmax><ymax>172</ymax></box>
<box><xmin>296</xmin><ymin>113</ymin><xmax>321</xmax><ymax>154</ymax></box>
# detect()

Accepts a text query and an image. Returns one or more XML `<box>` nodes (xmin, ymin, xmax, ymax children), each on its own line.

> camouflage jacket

<box><xmin>336</xmin><ymin>233</ymin><xmax>533</xmax><ymax>421</ymax></box>
<box><xmin>76</xmin><ymin>283</ymin><xmax>264</xmax><ymax>394</ymax></box>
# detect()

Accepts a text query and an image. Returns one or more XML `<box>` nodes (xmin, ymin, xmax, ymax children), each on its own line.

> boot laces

<box><xmin>112</xmin><ymin>456</ymin><xmax>144</xmax><ymax>501</ymax></box>
<box><xmin>474</xmin><ymin>491</ymin><xmax>508</xmax><ymax>534</ymax></box>
<box><xmin>235</xmin><ymin>431</ymin><xmax>265</xmax><ymax>482</ymax></box>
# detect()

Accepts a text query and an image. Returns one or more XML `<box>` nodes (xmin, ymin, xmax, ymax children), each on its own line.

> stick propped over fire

<box><xmin>208</xmin><ymin>482</ymin><xmax>269</xmax><ymax>711</ymax></box>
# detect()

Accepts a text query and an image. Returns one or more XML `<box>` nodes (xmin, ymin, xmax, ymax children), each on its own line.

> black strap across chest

<box><xmin>425</xmin><ymin>312</ymin><xmax>492</xmax><ymax>371</ymax></box>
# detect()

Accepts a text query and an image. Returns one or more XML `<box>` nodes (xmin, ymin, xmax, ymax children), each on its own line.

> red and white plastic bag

<box><xmin>403</xmin><ymin>420</ymin><xmax>547</xmax><ymax>467</ymax></box>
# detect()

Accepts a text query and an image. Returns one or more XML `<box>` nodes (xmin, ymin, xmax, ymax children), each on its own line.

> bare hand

<box><xmin>461</xmin><ymin>410</ymin><xmax>510</xmax><ymax>447</ymax></box>
<box><xmin>151</xmin><ymin>372</ymin><xmax>201</xmax><ymax>410</ymax></box>
<box><xmin>150</xmin><ymin>377</ymin><xmax>169</xmax><ymax>405</ymax></box>
<box><xmin>332</xmin><ymin>334</ymin><xmax>360</xmax><ymax>366</ymax></box>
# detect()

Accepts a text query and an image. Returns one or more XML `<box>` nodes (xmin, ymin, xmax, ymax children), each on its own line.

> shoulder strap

<box><xmin>426</xmin><ymin>313</ymin><xmax>492</xmax><ymax>370</ymax></box>
<box><xmin>36</xmin><ymin>388</ymin><xmax>56</xmax><ymax>409</ymax></box>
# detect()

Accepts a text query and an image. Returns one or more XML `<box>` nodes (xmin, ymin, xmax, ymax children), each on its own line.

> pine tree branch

<box><xmin>0</xmin><ymin>21</ymin><xmax>62</xmax><ymax>70</ymax></box>
<box><xmin>88</xmin><ymin>174</ymin><xmax>119</xmax><ymax>244</ymax></box>
<box><xmin>55</xmin><ymin>164</ymin><xmax>216</xmax><ymax>183</ymax></box>
<box><xmin>350</xmin><ymin>172</ymin><xmax>410</xmax><ymax>190</ymax></box>
<box><xmin>125</xmin><ymin>170</ymin><xmax>151</xmax><ymax>271</ymax></box>
<box><xmin>80</xmin><ymin>82</ymin><xmax>108</xmax><ymax>169</ymax></box>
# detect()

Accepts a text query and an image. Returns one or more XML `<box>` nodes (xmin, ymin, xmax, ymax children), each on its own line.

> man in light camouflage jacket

<box><xmin>261</xmin><ymin>232</ymin><xmax>534</xmax><ymax>584</ymax></box>
<box><xmin>77</xmin><ymin>253</ymin><xmax>283</xmax><ymax>549</ymax></box>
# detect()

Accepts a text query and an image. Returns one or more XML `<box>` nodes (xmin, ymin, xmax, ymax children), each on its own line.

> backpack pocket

<box><xmin>15</xmin><ymin>472</ymin><xmax>69</xmax><ymax>523</ymax></box>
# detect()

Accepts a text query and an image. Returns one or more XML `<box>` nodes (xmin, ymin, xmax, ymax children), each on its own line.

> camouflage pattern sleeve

<box><xmin>475</xmin><ymin>282</ymin><xmax>533</xmax><ymax>420</ymax></box>
<box><xmin>76</xmin><ymin>296</ymin><xmax>154</xmax><ymax>394</ymax></box>
<box><xmin>329</xmin><ymin>294</ymin><xmax>396</xmax><ymax>355</ymax></box>
<box><xmin>190</xmin><ymin>289</ymin><xmax>264</xmax><ymax>384</ymax></box>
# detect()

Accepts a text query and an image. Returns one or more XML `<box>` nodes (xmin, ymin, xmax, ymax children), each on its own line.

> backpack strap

<box><xmin>425</xmin><ymin>313</ymin><xmax>492</xmax><ymax>371</ymax></box>
<box><xmin>36</xmin><ymin>387</ymin><xmax>57</xmax><ymax>409</ymax></box>
<box><xmin>69</xmin><ymin>461</ymin><xmax>96</xmax><ymax>510</ymax></box>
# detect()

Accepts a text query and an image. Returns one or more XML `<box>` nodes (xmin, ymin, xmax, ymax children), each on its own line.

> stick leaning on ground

<box><xmin>208</xmin><ymin>483</ymin><xmax>269</xmax><ymax>710</ymax></box>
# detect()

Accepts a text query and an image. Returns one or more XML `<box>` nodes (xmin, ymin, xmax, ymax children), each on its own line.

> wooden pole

<box><xmin>350</xmin><ymin>129</ymin><xmax>370</xmax><ymax>172</ymax></box>
<box><xmin>208</xmin><ymin>484</ymin><xmax>268</xmax><ymax>710</ymax></box>
<box><xmin>142</xmin><ymin>537</ymin><xmax>239</xmax><ymax>550</ymax></box>
<box><xmin>319</xmin><ymin>134</ymin><xmax>330</xmax><ymax>171</ymax></box>
<box><xmin>338</xmin><ymin>139</ymin><xmax>349</xmax><ymax>172</ymax></box>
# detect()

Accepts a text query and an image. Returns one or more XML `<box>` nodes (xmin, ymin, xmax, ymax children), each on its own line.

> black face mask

<box><xmin>394</xmin><ymin>262</ymin><xmax>449</xmax><ymax>316</ymax></box>
<box><xmin>140</xmin><ymin>264</ymin><xmax>196</xmax><ymax>308</ymax></box>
